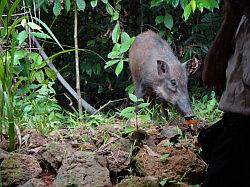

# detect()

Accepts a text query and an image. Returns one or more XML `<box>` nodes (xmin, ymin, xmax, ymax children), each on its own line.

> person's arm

<box><xmin>202</xmin><ymin>0</ymin><xmax>243</xmax><ymax>90</ymax></box>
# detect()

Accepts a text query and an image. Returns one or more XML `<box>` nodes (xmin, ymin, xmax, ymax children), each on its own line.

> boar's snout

<box><xmin>176</xmin><ymin>96</ymin><xmax>195</xmax><ymax>119</ymax></box>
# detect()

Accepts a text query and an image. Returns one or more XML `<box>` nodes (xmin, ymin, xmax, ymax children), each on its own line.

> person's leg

<box><xmin>201</xmin><ymin>123</ymin><xmax>250</xmax><ymax>187</ymax></box>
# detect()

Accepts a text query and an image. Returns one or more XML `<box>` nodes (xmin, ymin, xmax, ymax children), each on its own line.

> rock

<box><xmin>161</xmin><ymin>148</ymin><xmax>206</xmax><ymax>184</ymax></box>
<box><xmin>49</xmin><ymin>127</ymin><xmax>96</xmax><ymax>151</ymax></box>
<box><xmin>95</xmin><ymin>154</ymin><xmax>108</xmax><ymax>167</ymax></box>
<box><xmin>134</xmin><ymin>148</ymin><xmax>166</xmax><ymax>177</ymax></box>
<box><xmin>0</xmin><ymin>135</ymin><xmax>8</xmax><ymax>150</ymax></box>
<box><xmin>107</xmin><ymin>150</ymin><xmax>130</xmax><ymax>173</ymax></box>
<box><xmin>98</xmin><ymin>137</ymin><xmax>131</xmax><ymax>173</ymax></box>
<box><xmin>116</xmin><ymin>176</ymin><xmax>159</xmax><ymax>187</ymax></box>
<box><xmin>49</xmin><ymin>129</ymin><xmax>69</xmax><ymax>141</ymax></box>
<box><xmin>160</xmin><ymin>125</ymin><xmax>180</xmax><ymax>140</ymax></box>
<box><xmin>0</xmin><ymin>153</ymin><xmax>42</xmax><ymax>186</ymax></box>
<box><xmin>0</xmin><ymin>148</ymin><xmax>7</xmax><ymax>163</ymax></box>
<box><xmin>53</xmin><ymin>151</ymin><xmax>111</xmax><ymax>187</ymax></box>
<box><xmin>21</xmin><ymin>129</ymin><xmax>47</xmax><ymax>148</ymax></box>
<box><xmin>134</xmin><ymin>146</ymin><xmax>206</xmax><ymax>184</ymax></box>
<box><xmin>17</xmin><ymin>178</ymin><xmax>46</xmax><ymax>187</ymax></box>
<box><xmin>42</xmin><ymin>142</ymin><xmax>72</xmax><ymax>171</ymax></box>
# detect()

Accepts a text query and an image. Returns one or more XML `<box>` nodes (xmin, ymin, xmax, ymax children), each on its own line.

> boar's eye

<box><xmin>170</xmin><ymin>79</ymin><xmax>177</xmax><ymax>87</ymax></box>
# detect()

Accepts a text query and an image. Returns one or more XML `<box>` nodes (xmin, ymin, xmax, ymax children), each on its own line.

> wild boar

<box><xmin>129</xmin><ymin>30</ymin><xmax>194</xmax><ymax>118</ymax></box>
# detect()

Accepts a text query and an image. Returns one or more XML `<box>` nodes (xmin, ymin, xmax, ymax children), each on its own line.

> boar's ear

<box><xmin>182</xmin><ymin>59</ymin><xmax>192</xmax><ymax>76</ymax></box>
<box><xmin>157</xmin><ymin>60</ymin><xmax>169</xmax><ymax>76</ymax></box>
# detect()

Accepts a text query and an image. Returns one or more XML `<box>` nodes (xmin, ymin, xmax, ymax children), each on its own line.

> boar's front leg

<box><xmin>161</xmin><ymin>101</ymin><xmax>169</xmax><ymax>119</ymax></box>
<box><xmin>134</xmin><ymin>83</ymin><xmax>145</xmax><ymax>113</ymax></box>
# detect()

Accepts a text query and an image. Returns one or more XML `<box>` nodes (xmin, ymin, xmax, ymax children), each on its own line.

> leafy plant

<box><xmin>0</xmin><ymin>0</ymin><xmax>25</xmax><ymax>151</ymax></box>
<box><xmin>160</xmin><ymin>153</ymin><xmax>170</xmax><ymax>162</ymax></box>
<box><xmin>104</xmin><ymin>23</ymin><xmax>135</xmax><ymax>77</ymax></box>
<box><xmin>192</xmin><ymin>91</ymin><xmax>222</xmax><ymax>122</ymax></box>
<box><xmin>118</xmin><ymin>93</ymin><xmax>150</xmax><ymax>134</ymax></box>
<box><xmin>14</xmin><ymin>82</ymin><xmax>65</xmax><ymax>133</ymax></box>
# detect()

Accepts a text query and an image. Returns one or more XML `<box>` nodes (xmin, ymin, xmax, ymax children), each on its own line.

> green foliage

<box><xmin>105</xmin><ymin>23</ymin><xmax>135</xmax><ymax>77</ymax></box>
<box><xmin>118</xmin><ymin>93</ymin><xmax>150</xmax><ymax>134</ymax></box>
<box><xmin>118</xmin><ymin>93</ymin><xmax>150</xmax><ymax>120</ymax></box>
<box><xmin>85</xmin><ymin>114</ymin><xmax>112</xmax><ymax>127</ymax></box>
<box><xmin>192</xmin><ymin>91</ymin><xmax>222</xmax><ymax>122</ymax></box>
<box><xmin>0</xmin><ymin>1</ymin><xmax>67</xmax><ymax>149</ymax></box>
<box><xmin>151</xmin><ymin>0</ymin><xmax>219</xmax><ymax>21</ymax></box>
<box><xmin>14</xmin><ymin>82</ymin><xmax>65</xmax><ymax>133</ymax></box>
<box><xmin>0</xmin><ymin>0</ymin><xmax>24</xmax><ymax>151</ymax></box>
<box><xmin>160</xmin><ymin>153</ymin><xmax>170</xmax><ymax>161</ymax></box>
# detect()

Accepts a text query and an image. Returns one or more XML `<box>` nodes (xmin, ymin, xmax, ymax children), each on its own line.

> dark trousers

<box><xmin>199</xmin><ymin>113</ymin><xmax>250</xmax><ymax>187</ymax></box>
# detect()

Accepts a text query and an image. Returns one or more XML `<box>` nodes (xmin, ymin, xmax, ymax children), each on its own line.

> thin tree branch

<box><xmin>93</xmin><ymin>98</ymin><xmax>127</xmax><ymax>115</ymax></box>
<box><xmin>74</xmin><ymin>1</ymin><xmax>83</xmax><ymax>117</ymax></box>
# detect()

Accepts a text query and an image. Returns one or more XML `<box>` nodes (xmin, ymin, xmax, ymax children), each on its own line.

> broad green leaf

<box><xmin>17</xmin><ymin>31</ymin><xmax>28</xmax><ymax>45</ymax></box>
<box><xmin>123</xmin><ymin>126</ymin><xmax>136</xmax><ymax>134</ymax></box>
<box><xmin>35</xmin><ymin>70</ymin><xmax>45</xmax><ymax>83</ymax></box>
<box><xmin>53</xmin><ymin>0</ymin><xmax>61</xmax><ymax>16</ymax></box>
<box><xmin>160</xmin><ymin>153</ymin><xmax>170</xmax><ymax>161</ymax></box>
<box><xmin>120</xmin><ymin>32</ymin><xmax>131</xmax><ymax>53</ymax></box>
<box><xmin>24</xmin><ymin>105</ymin><xmax>32</xmax><ymax>113</ymax></box>
<box><xmin>190</xmin><ymin>0</ymin><xmax>196</xmax><ymax>12</ymax></box>
<box><xmin>65</xmin><ymin>0</ymin><xmax>71</xmax><ymax>11</ymax></box>
<box><xmin>29</xmin><ymin>32</ymin><xmax>51</xmax><ymax>39</ymax></box>
<box><xmin>112</xmin><ymin>43</ymin><xmax>121</xmax><ymax>51</ymax></box>
<box><xmin>106</xmin><ymin>3</ymin><xmax>114</xmax><ymax>15</ymax></box>
<box><xmin>27</xmin><ymin>22</ymin><xmax>42</xmax><ymax>31</ymax></box>
<box><xmin>115</xmin><ymin>60</ymin><xmax>123</xmax><ymax>76</ymax></box>
<box><xmin>128</xmin><ymin>93</ymin><xmax>138</xmax><ymax>103</ymax></box>
<box><xmin>138</xmin><ymin>103</ymin><xmax>150</xmax><ymax>108</ymax></box>
<box><xmin>119</xmin><ymin>107</ymin><xmax>135</xmax><ymax>118</ymax></box>
<box><xmin>104</xmin><ymin>59</ymin><xmax>119</xmax><ymax>69</ymax></box>
<box><xmin>76</xmin><ymin>0</ymin><xmax>86</xmax><ymax>11</ymax></box>
<box><xmin>171</xmin><ymin>0</ymin><xmax>179</xmax><ymax>7</ymax></box>
<box><xmin>112</xmin><ymin>23</ymin><xmax>121</xmax><ymax>43</ymax></box>
<box><xmin>120</xmin><ymin>107</ymin><xmax>135</xmax><ymax>114</ymax></box>
<box><xmin>139</xmin><ymin>115</ymin><xmax>151</xmax><ymax>121</ymax></box>
<box><xmin>183</xmin><ymin>4</ymin><xmax>192</xmax><ymax>21</ymax></box>
<box><xmin>13</xmin><ymin>65</ymin><xmax>23</xmax><ymax>74</ymax></box>
<box><xmin>86</xmin><ymin>65</ymin><xmax>92</xmax><ymax>76</ymax></box>
<box><xmin>159</xmin><ymin>179</ymin><xmax>167</xmax><ymax>186</ymax></box>
<box><xmin>45</xmin><ymin>67</ymin><xmax>57</xmax><ymax>80</ymax></box>
<box><xmin>164</xmin><ymin>13</ymin><xmax>173</xmax><ymax>30</ymax></box>
<box><xmin>92</xmin><ymin>63</ymin><xmax>100</xmax><ymax>75</ymax></box>
<box><xmin>29</xmin><ymin>52</ymin><xmax>43</xmax><ymax>69</ymax></box>
<box><xmin>91</xmin><ymin>0</ymin><xmax>98</xmax><ymax>8</ymax></box>
<box><xmin>197</xmin><ymin>0</ymin><xmax>204</xmax><ymax>12</ymax></box>
<box><xmin>107</xmin><ymin>51</ymin><xmax>119</xmax><ymax>59</ymax></box>
<box><xmin>150</xmin><ymin>0</ymin><xmax>163</xmax><ymax>7</ymax></box>
<box><xmin>125</xmin><ymin>84</ymin><xmax>135</xmax><ymax>94</ymax></box>
<box><xmin>101</xmin><ymin>0</ymin><xmax>108</xmax><ymax>3</ymax></box>
<box><xmin>112</xmin><ymin>11</ymin><xmax>119</xmax><ymax>21</ymax></box>
<box><xmin>96</xmin><ymin>63</ymin><xmax>101</xmax><ymax>74</ymax></box>
<box><xmin>14</xmin><ymin>50</ymin><xmax>27</xmax><ymax>65</ymax></box>
<box><xmin>180</xmin><ymin>0</ymin><xmax>188</xmax><ymax>9</ymax></box>
<box><xmin>155</xmin><ymin>16</ymin><xmax>164</xmax><ymax>25</ymax></box>
<box><xmin>208</xmin><ymin>0</ymin><xmax>219</xmax><ymax>9</ymax></box>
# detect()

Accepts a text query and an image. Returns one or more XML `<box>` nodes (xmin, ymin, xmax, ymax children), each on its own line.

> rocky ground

<box><xmin>0</xmin><ymin>119</ymin><xmax>210</xmax><ymax>187</ymax></box>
